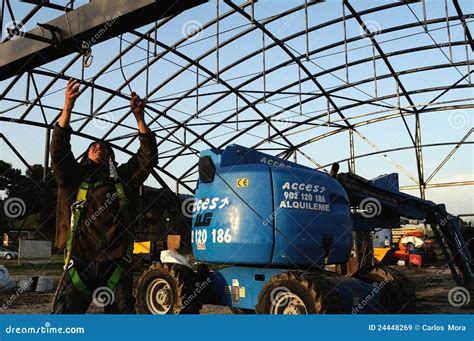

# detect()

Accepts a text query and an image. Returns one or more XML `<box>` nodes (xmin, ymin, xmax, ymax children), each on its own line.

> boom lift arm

<box><xmin>336</xmin><ymin>172</ymin><xmax>474</xmax><ymax>289</ymax></box>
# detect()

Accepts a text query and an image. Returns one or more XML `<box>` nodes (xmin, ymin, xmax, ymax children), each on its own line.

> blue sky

<box><xmin>1</xmin><ymin>0</ymin><xmax>473</xmax><ymax>216</ymax></box>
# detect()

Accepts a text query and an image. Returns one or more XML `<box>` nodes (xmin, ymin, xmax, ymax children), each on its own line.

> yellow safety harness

<box><xmin>64</xmin><ymin>179</ymin><xmax>134</xmax><ymax>296</ymax></box>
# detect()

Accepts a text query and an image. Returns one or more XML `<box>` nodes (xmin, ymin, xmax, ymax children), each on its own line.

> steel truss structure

<box><xmin>0</xmin><ymin>0</ymin><xmax>473</xmax><ymax>200</ymax></box>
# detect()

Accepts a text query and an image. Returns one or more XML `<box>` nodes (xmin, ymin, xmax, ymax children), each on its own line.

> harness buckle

<box><xmin>123</xmin><ymin>253</ymin><xmax>133</xmax><ymax>263</ymax></box>
<box><xmin>71</xmin><ymin>200</ymin><xmax>85</xmax><ymax>211</ymax></box>
<box><xmin>65</xmin><ymin>259</ymin><xmax>74</xmax><ymax>270</ymax></box>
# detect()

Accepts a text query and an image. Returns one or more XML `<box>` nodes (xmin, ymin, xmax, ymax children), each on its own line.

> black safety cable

<box><xmin>119</xmin><ymin>34</ymin><xmax>133</xmax><ymax>95</ymax></box>
<box><xmin>64</xmin><ymin>1</ymin><xmax>92</xmax><ymax>69</ymax></box>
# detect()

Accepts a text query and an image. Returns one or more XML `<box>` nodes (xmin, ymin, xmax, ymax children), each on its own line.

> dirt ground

<box><xmin>1</xmin><ymin>260</ymin><xmax>472</xmax><ymax>314</ymax></box>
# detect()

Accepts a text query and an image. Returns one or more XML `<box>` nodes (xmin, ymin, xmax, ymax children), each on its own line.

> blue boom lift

<box><xmin>135</xmin><ymin>145</ymin><xmax>474</xmax><ymax>314</ymax></box>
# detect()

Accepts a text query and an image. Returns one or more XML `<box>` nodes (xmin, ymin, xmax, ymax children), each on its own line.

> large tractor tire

<box><xmin>134</xmin><ymin>263</ymin><xmax>201</xmax><ymax>314</ymax></box>
<box><xmin>256</xmin><ymin>271</ymin><xmax>344</xmax><ymax>314</ymax></box>
<box><xmin>355</xmin><ymin>266</ymin><xmax>416</xmax><ymax>314</ymax></box>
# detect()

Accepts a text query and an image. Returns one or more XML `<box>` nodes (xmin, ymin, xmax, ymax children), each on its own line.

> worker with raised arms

<box><xmin>51</xmin><ymin>79</ymin><xmax>157</xmax><ymax>313</ymax></box>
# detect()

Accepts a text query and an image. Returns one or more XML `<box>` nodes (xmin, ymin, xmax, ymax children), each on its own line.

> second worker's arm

<box><xmin>117</xmin><ymin>92</ymin><xmax>158</xmax><ymax>188</ymax></box>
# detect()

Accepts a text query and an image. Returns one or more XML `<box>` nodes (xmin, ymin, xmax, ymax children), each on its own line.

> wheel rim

<box><xmin>145</xmin><ymin>278</ymin><xmax>173</xmax><ymax>314</ymax></box>
<box><xmin>5</xmin><ymin>254</ymin><xmax>11</xmax><ymax>260</ymax></box>
<box><xmin>270</xmin><ymin>292</ymin><xmax>308</xmax><ymax>314</ymax></box>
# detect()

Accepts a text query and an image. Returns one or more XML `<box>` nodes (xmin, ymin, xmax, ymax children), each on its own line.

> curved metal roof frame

<box><xmin>1</xmin><ymin>0</ymin><xmax>472</xmax><ymax>198</ymax></box>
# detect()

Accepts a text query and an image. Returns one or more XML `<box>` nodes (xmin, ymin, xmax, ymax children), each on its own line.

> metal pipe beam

<box><xmin>401</xmin><ymin>181</ymin><xmax>474</xmax><ymax>190</ymax></box>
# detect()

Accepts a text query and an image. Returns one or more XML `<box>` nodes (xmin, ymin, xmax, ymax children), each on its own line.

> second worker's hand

<box><xmin>130</xmin><ymin>92</ymin><xmax>150</xmax><ymax>134</ymax></box>
<box><xmin>130</xmin><ymin>91</ymin><xmax>145</xmax><ymax>121</ymax></box>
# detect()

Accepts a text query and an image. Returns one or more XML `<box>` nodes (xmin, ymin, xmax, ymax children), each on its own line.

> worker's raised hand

<box><xmin>130</xmin><ymin>92</ymin><xmax>150</xmax><ymax>133</ymax></box>
<box><xmin>130</xmin><ymin>92</ymin><xmax>145</xmax><ymax>122</ymax></box>
<box><xmin>59</xmin><ymin>78</ymin><xmax>80</xmax><ymax>128</ymax></box>
<box><xmin>64</xmin><ymin>78</ymin><xmax>80</xmax><ymax>112</ymax></box>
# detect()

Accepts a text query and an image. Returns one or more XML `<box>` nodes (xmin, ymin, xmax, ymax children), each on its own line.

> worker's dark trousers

<box><xmin>52</xmin><ymin>257</ymin><xmax>135</xmax><ymax>314</ymax></box>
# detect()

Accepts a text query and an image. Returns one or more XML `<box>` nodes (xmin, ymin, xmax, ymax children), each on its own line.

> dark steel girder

<box><xmin>139</xmin><ymin>14</ymin><xmax>471</xmax><ymax>168</ymax></box>
<box><xmin>13</xmin><ymin>52</ymin><xmax>469</xmax><ymax>188</ymax></box>
<box><xmin>344</xmin><ymin>0</ymin><xmax>428</xmax><ymax>197</ymax></box>
<box><xmin>177</xmin><ymin>89</ymin><xmax>472</xmax><ymax>184</ymax></box>
<box><xmin>123</xmin><ymin>1</ymin><xmax>413</xmax><ymax>158</ymax></box>
<box><xmin>177</xmin><ymin>100</ymin><xmax>473</xmax><ymax>185</ymax></box>
<box><xmin>80</xmin><ymin>2</ymin><xmax>254</xmax><ymax>146</ymax></box>
<box><xmin>270</xmin><ymin>84</ymin><xmax>472</xmax><ymax>153</ymax></box>
<box><xmin>226</xmin><ymin>0</ymin><xmax>352</xmax><ymax>128</ymax></box>
<box><xmin>29</xmin><ymin>68</ymin><xmax>215</xmax><ymax>152</ymax></box>
<box><xmin>453</xmin><ymin>0</ymin><xmax>474</xmax><ymax>52</ymax></box>
<box><xmin>0</xmin><ymin>117</ymin><xmax>193</xmax><ymax>193</ymax></box>
<box><xmin>118</xmin><ymin>0</ymin><xmax>290</xmax><ymax>151</ymax></box>
<box><xmin>172</xmin><ymin>44</ymin><xmax>472</xmax><ymax>183</ymax></box>
<box><xmin>133</xmin><ymin>35</ymin><xmax>298</xmax><ymax>169</ymax></box>
<box><xmin>318</xmin><ymin>140</ymin><xmax>474</xmax><ymax>170</ymax></box>
<box><xmin>135</xmin><ymin>2</ymin><xmax>423</xmax><ymax>178</ymax></box>
<box><xmin>0</xmin><ymin>0</ymin><xmax>206</xmax><ymax>80</ymax></box>
<box><xmin>206</xmin><ymin>60</ymin><xmax>473</xmax><ymax>163</ymax></box>
<box><xmin>2</xmin><ymin>0</ymin><xmax>472</xmax><ymax>195</ymax></box>
<box><xmin>205</xmin><ymin>48</ymin><xmax>471</xmax><ymax>154</ymax></box>
<box><xmin>141</xmin><ymin>1</ymin><xmax>462</xmax><ymax>145</ymax></box>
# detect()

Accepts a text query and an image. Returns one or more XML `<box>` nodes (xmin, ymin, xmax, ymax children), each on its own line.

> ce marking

<box><xmin>236</xmin><ymin>178</ymin><xmax>249</xmax><ymax>188</ymax></box>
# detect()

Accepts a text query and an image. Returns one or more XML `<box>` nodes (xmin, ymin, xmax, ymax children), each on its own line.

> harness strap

<box><xmin>65</xmin><ymin>180</ymin><xmax>134</xmax><ymax>295</ymax></box>
<box><xmin>68</xmin><ymin>261</ymin><xmax>91</xmax><ymax>297</ymax></box>
<box><xmin>107</xmin><ymin>243</ymin><xmax>134</xmax><ymax>290</ymax></box>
